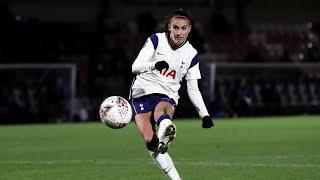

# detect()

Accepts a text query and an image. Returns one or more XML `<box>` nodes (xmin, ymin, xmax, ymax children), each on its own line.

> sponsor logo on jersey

<box><xmin>160</xmin><ymin>69</ymin><xmax>176</xmax><ymax>79</ymax></box>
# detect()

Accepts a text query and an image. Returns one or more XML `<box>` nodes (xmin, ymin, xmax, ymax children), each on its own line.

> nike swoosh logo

<box><xmin>157</xmin><ymin>52</ymin><xmax>164</xmax><ymax>55</ymax></box>
<box><xmin>163</xmin><ymin>167</ymin><xmax>172</xmax><ymax>174</ymax></box>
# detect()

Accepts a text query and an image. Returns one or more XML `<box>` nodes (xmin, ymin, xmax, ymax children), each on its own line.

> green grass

<box><xmin>0</xmin><ymin>115</ymin><xmax>320</xmax><ymax>180</ymax></box>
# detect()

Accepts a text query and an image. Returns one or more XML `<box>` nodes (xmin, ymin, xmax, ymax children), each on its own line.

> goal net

<box><xmin>0</xmin><ymin>64</ymin><xmax>76</xmax><ymax>124</ymax></box>
<box><xmin>201</xmin><ymin>62</ymin><xmax>320</xmax><ymax>118</ymax></box>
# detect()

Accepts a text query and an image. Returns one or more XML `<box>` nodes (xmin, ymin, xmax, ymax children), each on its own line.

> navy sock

<box><xmin>156</xmin><ymin>114</ymin><xmax>171</xmax><ymax>126</ymax></box>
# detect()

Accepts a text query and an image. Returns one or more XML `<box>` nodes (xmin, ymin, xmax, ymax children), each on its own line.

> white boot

<box><xmin>157</xmin><ymin>119</ymin><xmax>176</xmax><ymax>153</ymax></box>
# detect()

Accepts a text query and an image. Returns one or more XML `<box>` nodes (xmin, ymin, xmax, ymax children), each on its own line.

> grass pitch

<box><xmin>0</xmin><ymin>115</ymin><xmax>319</xmax><ymax>180</ymax></box>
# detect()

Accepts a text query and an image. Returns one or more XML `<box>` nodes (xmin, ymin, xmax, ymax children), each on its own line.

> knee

<box><xmin>154</xmin><ymin>101</ymin><xmax>174</xmax><ymax>114</ymax></box>
<box><xmin>154</xmin><ymin>112</ymin><xmax>171</xmax><ymax>122</ymax></box>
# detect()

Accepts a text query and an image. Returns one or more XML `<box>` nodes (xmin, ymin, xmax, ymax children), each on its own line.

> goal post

<box><xmin>0</xmin><ymin>63</ymin><xmax>76</xmax><ymax>123</ymax></box>
<box><xmin>201</xmin><ymin>62</ymin><xmax>320</xmax><ymax>117</ymax></box>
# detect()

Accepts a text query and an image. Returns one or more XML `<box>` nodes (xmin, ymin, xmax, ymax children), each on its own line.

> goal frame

<box><xmin>0</xmin><ymin>63</ymin><xmax>77</xmax><ymax>121</ymax></box>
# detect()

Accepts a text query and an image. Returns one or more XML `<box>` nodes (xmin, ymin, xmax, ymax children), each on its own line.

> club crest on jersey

<box><xmin>160</xmin><ymin>69</ymin><xmax>176</xmax><ymax>79</ymax></box>
<box><xmin>180</xmin><ymin>61</ymin><xmax>185</xmax><ymax>68</ymax></box>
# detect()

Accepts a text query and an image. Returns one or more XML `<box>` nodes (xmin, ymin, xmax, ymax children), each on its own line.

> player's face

<box><xmin>168</xmin><ymin>17</ymin><xmax>191</xmax><ymax>46</ymax></box>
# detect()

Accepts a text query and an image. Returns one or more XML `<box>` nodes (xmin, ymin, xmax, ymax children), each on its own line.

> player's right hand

<box><xmin>155</xmin><ymin>61</ymin><xmax>169</xmax><ymax>71</ymax></box>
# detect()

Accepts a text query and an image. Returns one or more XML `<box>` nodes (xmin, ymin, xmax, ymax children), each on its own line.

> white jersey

<box><xmin>130</xmin><ymin>32</ymin><xmax>201</xmax><ymax>104</ymax></box>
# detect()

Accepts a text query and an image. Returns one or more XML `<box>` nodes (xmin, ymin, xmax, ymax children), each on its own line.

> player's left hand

<box><xmin>202</xmin><ymin>116</ymin><xmax>214</xmax><ymax>128</ymax></box>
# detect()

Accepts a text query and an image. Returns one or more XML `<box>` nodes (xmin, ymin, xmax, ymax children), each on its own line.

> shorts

<box><xmin>130</xmin><ymin>93</ymin><xmax>176</xmax><ymax>116</ymax></box>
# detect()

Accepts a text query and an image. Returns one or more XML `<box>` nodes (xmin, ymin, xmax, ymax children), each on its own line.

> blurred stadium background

<box><xmin>0</xmin><ymin>0</ymin><xmax>319</xmax><ymax>123</ymax></box>
<box><xmin>1</xmin><ymin>1</ymin><xmax>320</xmax><ymax>179</ymax></box>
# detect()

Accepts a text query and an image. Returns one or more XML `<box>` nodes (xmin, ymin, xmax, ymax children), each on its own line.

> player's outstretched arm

<box><xmin>187</xmin><ymin>79</ymin><xmax>214</xmax><ymax>128</ymax></box>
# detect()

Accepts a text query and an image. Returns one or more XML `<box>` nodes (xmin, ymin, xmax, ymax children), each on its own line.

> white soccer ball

<box><xmin>99</xmin><ymin>96</ymin><xmax>133</xmax><ymax>129</ymax></box>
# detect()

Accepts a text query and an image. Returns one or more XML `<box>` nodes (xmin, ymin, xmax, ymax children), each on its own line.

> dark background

<box><xmin>0</xmin><ymin>0</ymin><xmax>319</xmax><ymax>123</ymax></box>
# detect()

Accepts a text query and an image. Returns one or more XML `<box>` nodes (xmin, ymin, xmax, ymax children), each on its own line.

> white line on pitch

<box><xmin>0</xmin><ymin>160</ymin><xmax>319</xmax><ymax>168</ymax></box>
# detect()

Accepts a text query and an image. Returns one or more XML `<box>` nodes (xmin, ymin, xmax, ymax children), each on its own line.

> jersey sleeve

<box><xmin>132</xmin><ymin>35</ymin><xmax>158</xmax><ymax>74</ymax></box>
<box><xmin>185</xmin><ymin>53</ymin><xmax>201</xmax><ymax>80</ymax></box>
<box><xmin>187</xmin><ymin>79</ymin><xmax>209</xmax><ymax>118</ymax></box>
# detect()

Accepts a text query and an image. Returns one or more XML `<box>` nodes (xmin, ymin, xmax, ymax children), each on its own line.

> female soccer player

<box><xmin>130</xmin><ymin>9</ymin><xmax>214</xmax><ymax>180</ymax></box>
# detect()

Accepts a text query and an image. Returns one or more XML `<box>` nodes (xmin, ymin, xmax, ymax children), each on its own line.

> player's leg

<box><xmin>135</xmin><ymin>112</ymin><xmax>181</xmax><ymax>180</ymax></box>
<box><xmin>151</xmin><ymin>152</ymin><xmax>182</xmax><ymax>180</ymax></box>
<box><xmin>153</xmin><ymin>101</ymin><xmax>181</xmax><ymax>180</ymax></box>
<box><xmin>154</xmin><ymin>101</ymin><xmax>176</xmax><ymax>153</ymax></box>
<box><xmin>131</xmin><ymin>96</ymin><xmax>158</xmax><ymax>152</ymax></box>
<box><xmin>132</xmin><ymin>96</ymin><xmax>181</xmax><ymax>180</ymax></box>
<box><xmin>134</xmin><ymin>112</ymin><xmax>158</xmax><ymax>152</ymax></box>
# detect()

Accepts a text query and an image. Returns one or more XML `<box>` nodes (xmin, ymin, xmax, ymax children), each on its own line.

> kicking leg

<box><xmin>134</xmin><ymin>112</ymin><xmax>181</xmax><ymax>179</ymax></box>
<box><xmin>154</xmin><ymin>102</ymin><xmax>176</xmax><ymax>153</ymax></box>
<box><xmin>156</xmin><ymin>114</ymin><xmax>176</xmax><ymax>153</ymax></box>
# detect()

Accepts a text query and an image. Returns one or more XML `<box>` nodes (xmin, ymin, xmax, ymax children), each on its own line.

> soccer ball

<box><xmin>99</xmin><ymin>96</ymin><xmax>133</xmax><ymax>129</ymax></box>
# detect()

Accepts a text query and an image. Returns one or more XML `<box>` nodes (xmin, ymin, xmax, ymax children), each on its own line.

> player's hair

<box><xmin>156</xmin><ymin>8</ymin><xmax>193</xmax><ymax>33</ymax></box>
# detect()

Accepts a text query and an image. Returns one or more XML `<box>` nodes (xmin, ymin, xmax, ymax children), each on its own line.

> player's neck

<box><xmin>166</xmin><ymin>33</ymin><xmax>186</xmax><ymax>50</ymax></box>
